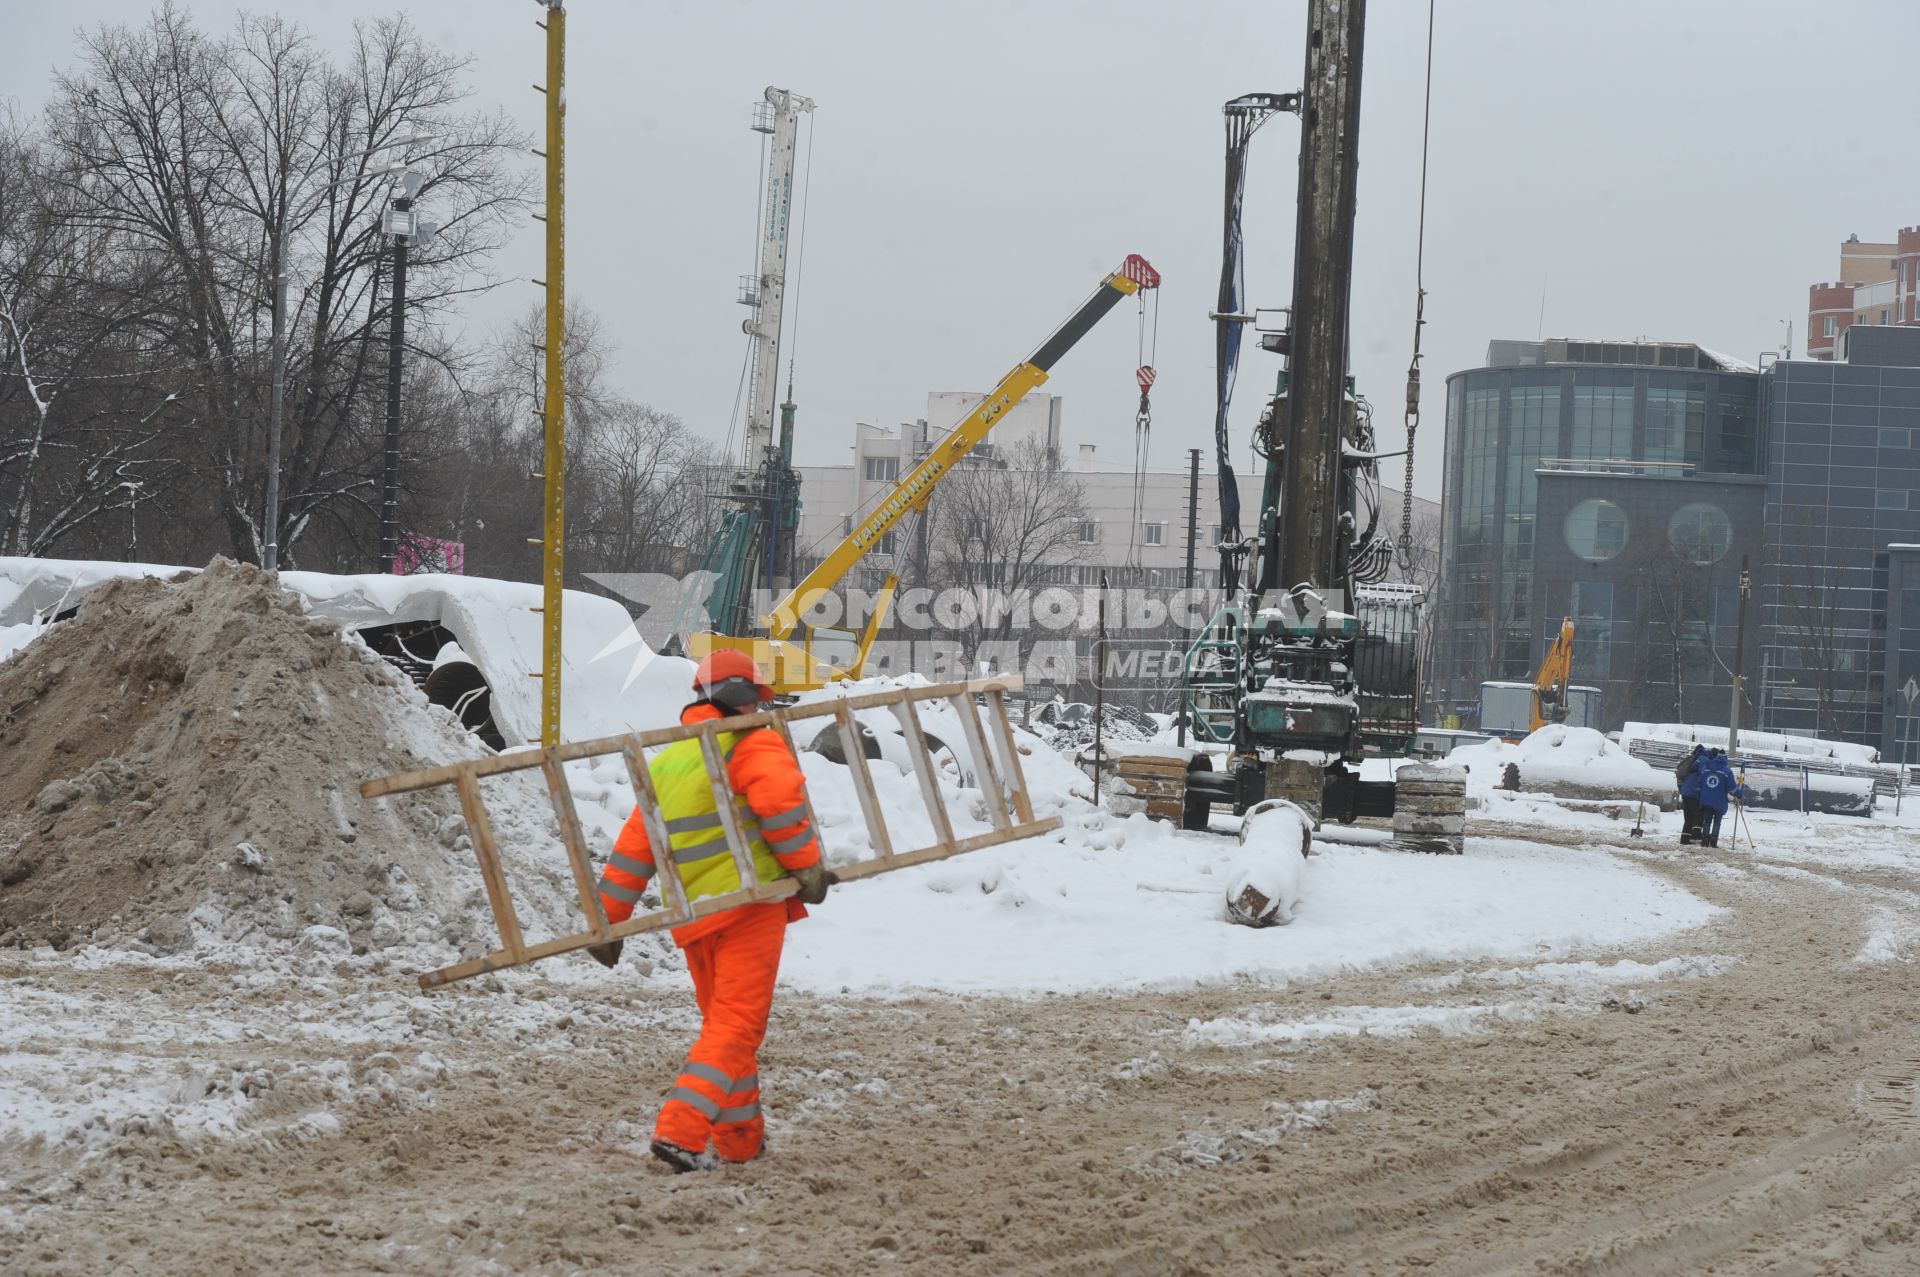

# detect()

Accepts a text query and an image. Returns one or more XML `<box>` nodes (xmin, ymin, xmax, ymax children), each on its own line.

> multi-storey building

<box><xmin>1806</xmin><ymin>229</ymin><xmax>1920</xmax><ymax>359</ymax></box>
<box><xmin>1434</xmin><ymin>340</ymin><xmax>1764</xmax><ymax>727</ymax></box>
<box><xmin>1760</xmin><ymin>326</ymin><xmax>1920</xmax><ymax>753</ymax></box>
<box><xmin>792</xmin><ymin>392</ymin><xmax>1437</xmax><ymax>594</ymax></box>
<box><xmin>1438</xmin><ymin>326</ymin><xmax>1920</xmax><ymax>757</ymax></box>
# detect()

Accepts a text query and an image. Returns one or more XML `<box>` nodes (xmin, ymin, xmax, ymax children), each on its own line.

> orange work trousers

<box><xmin>654</xmin><ymin>901</ymin><xmax>787</xmax><ymax>1161</ymax></box>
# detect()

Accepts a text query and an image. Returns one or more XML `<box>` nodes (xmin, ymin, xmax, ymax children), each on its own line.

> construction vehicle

<box><xmin>1477</xmin><ymin>616</ymin><xmax>1603</xmax><ymax>739</ymax></box>
<box><xmin>1180</xmin><ymin>0</ymin><xmax>1458</xmax><ymax>838</ymax></box>
<box><xmin>699</xmin><ymin>87</ymin><xmax>814</xmax><ymax>641</ymax></box>
<box><xmin>692</xmin><ymin>254</ymin><xmax>1162</xmax><ymax>692</ymax></box>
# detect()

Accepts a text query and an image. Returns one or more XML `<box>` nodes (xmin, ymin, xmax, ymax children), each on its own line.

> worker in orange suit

<box><xmin>588</xmin><ymin>650</ymin><xmax>832</xmax><ymax>1173</ymax></box>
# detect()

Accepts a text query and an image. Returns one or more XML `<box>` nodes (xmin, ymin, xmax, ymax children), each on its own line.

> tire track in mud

<box><xmin>1046</xmin><ymin>846</ymin><xmax>1920</xmax><ymax>1277</ymax></box>
<box><xmin>8</xmin><ymin>830</ymin><xmax>1920</xmax><ymax>1275</ymax></box>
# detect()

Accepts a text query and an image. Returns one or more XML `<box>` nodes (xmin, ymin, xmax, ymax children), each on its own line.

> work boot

<box><xmin>650</xmin><ymin>1140</ymin><xmax>713</xmax><ymax>1174</ymax></box>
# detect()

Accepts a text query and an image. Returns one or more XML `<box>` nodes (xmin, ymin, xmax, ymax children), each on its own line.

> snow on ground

<box><xmin>1448</xmin><ymin>724</ymin><xmax>1668</xmax><ymax>797</ymax></box>
<box><xmin>778</xmin><ymin>828</ymin><xmax>1721</xmax><ymax>996</ymax></box>
<box><xmin>1153</xmin><ymin>1089</ymin><xmax>1379</xmax><ymax>1171</ymax></box>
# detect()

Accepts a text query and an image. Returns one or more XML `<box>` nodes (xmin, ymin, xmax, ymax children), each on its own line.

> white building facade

<box><xmin>791</xmin><ymin>392</ymin><xmax>1438</xmax><ymax>591</ymax></box>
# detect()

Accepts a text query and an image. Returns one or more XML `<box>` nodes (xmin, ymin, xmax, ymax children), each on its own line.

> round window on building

<box><xmin>1667</xmin><ymin>502</ymin><xmax>1732</xmax><ymax>566</ymax></box>
<box><xmin>1564</xmin><ymin>499</ymin><xmax>1629</xmax><ymax>563</ymax></box>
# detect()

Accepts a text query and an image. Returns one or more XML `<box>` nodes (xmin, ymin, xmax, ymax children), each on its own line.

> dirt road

<box><xmin>7</xmin><ymin>822</ymin><xmax>1920</xmax><ymax>1276</ymax></box>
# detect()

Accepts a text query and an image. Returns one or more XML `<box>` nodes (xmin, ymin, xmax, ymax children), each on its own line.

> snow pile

<box><xmin>0</xmin><ymin>560</ymin><xmax>1725</xmax><ymax>1003</ymax></box>
<box><xmin>1619</xmin><ymin>721</ymin><xmax>1882</xmax><ymax>767</ymax></box>
<box><xmin>1224</xmin><ymin>800</ymin><xmax>1311</xmax><ymax>926</ymax></box>
<box><xmin>0</xmin><ymin>560</ymin><xmax>589</xmax><ymax>959</ymax></box>
<box><xmin>0</xmin><ymin>555</ymin><xmax>696</xmax><ymax>746</ymax></box>
<box><xmin>1449</xmin><ymin>724</ymin><xmax>1670</xmax><ymax>803</ymax></box>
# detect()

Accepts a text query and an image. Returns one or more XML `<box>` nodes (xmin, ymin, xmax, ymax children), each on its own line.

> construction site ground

<box><xmin>9</xmin><ymin>811</ymin><xmax>1920</xmax><ymax>1276</ymax></box>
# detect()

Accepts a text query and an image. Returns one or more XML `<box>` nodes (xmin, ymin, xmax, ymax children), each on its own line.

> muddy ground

<box><xmin>6</xmin><ymin>819</ymin><xmax>1920</xmax><ymax>1276</ymax></box>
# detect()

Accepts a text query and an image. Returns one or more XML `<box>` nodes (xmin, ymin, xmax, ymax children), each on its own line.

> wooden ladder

<box><xmin>360</xmin><ymin>676</ymin><xmax>1060</xmax><ymax>990</ymax></box>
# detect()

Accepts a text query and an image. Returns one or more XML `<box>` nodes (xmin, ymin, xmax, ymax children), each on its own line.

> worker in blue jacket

<box><xmin>1678</xmin><ymin>749</ymin><xmax>1706</xmax><ymax>844</ymax></box>
<box><xmin>1696</xmin><ymin>749</ymin><xmax>1744</xmax><ymax>848</ymax></box>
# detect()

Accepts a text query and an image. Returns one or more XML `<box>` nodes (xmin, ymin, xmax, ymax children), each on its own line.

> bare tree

<box><xmin>27</xmin><ymin>5</ymin><xmax>529</xmax><ymax>566</ymax></box>
<box><xmin>1624</xmin><ymin>538</ymin><xmax>1714</xmax><ymax>723</ymax></box>
<box><xmin>0</xmin><ymin>116</ymin><xmax>182</xmax><ymax>558</ymax></box>
<box><xmin>924</xmin><ymin>436</ymin><xmax>1088</xmax><ymax>656</ymax></box>
<box><xmin>571</xmin><ymin>399</ymin><xmax>703</xmax><ymax>576</ymax></box>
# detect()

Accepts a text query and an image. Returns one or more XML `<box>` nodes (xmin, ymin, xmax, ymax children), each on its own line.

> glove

<box><xmin>587</xmin><ymin>939</ymin><xmax>623</xmax><ymax>969</ymax></box>
<box><xmin>793</xmin><ymin>864</ymin><xmax>834</xmax><ymax>905</ymax></box>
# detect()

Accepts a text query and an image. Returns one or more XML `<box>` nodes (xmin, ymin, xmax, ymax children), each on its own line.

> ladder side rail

<box><xmin>540</xmin><ymin>753</ymin><xmax>612</xmax><ymax>938</ymax></box>
<box><xmin>948</xmin><ymin>691</ymin><xmax>1012</xmax><ymax>832</ymax></box>
<box><xmin>833</xmin><ymin>700</ymin><xmax>894</xmax><ymax>860</ymax></box>
<box><xmin>455</xmin><ymin>767</ymin><xmax>526</xmax><ymax>961</ymax></box>
<box><xmin>983</xmin><ymin>686</ymin><xmax>1037</xmax><ymax>824</ymax></box>
<box><xmin>360</xmin><ymin>676</ymin><xmax>1029</xmax><ymax>800</ymax></box>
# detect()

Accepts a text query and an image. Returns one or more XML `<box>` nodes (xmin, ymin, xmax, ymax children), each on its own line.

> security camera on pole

<box><xmin>376</xmin><ymin>152</ymin><xmax>439</xmax><ymax>574</ymax></box>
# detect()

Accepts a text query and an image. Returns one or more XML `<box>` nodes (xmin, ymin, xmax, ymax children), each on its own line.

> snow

<box><xmin>0</xmin><ymin>556</ymin><xmax>695</xmax><ymax>745</ymax></box>
<box><xmin>1225</xmin><ymin>801</ymin><xmax>1310</xmax><ymax>925</ymax></box>
<box><xmin>1697</xmin><ymin>346</ymin><xmax>1760</xmax><ymax>374</ymax></box>
<box><xmin>1185</xmin><ymin>1003</ymin><xmax>1518</xmax><ymax>1047</ymax></box>
<box><xmin>1448</xmin><ymin>724</ymin><xmax>1667</xmax><ymax>796</ymax></box>
<box><xmin>1619</xmin><ymin>720</ymin><xmax>1882</xmax><ymax>768</ymax></box>
<box><xmin>777</xmin><ymin>828</ymin><xmax>1720</xmax><ymax>995</ymax></box>
<box><xmin>1158</xmin><ymin>1090</ymin><xmax>1378</xmax><ymax>1168</ymax></box>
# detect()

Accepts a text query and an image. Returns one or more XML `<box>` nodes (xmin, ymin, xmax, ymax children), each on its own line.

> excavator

<box><xmin>1530</xmin><ymin>617</ymin><xmax>1577</xmax><ymax>732</ymax></box>
<box><xmin>690</xmin><ymin>254</ymin><xmax>1162</xmax><ymax>692</ymax></box>
<box><xmin>1477</xmin><ymin>616</ymin><xmax>1581</xmax><ymax>742</ymax></box>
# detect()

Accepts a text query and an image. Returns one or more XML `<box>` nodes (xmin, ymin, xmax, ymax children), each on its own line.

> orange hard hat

<box><xmin>693</xmin><ymin>649</ymin><xmax>774</xmax><ymax>703</ymax></box>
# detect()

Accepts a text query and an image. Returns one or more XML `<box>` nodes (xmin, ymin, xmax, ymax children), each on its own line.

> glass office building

<box><xmin>1435</xmin><ymin>341</ymin><xmax>1765</xmax><ymax>728</ymax></box>
<box><xmin>1759</xmin><ymin>329</ymin><xmax>1920</xmax><ymax>754</ymax></box>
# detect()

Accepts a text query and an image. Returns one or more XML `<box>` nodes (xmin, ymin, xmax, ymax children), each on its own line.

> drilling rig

<box><xmin>1183</xmin><ymin>0</ymin><xmax>1460</xmax><ymax>844</ymax></box>
<box><xmin>702</xmin><ymin>87</ymin><xmax>814</xmax><ymax>639</ymax></box>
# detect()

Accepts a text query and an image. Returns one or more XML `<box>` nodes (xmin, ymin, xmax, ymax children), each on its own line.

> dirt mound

<box><xmin>0</xmin><ymin>558</ymin><xmax>478</xmax><ymax>955</ymax></box>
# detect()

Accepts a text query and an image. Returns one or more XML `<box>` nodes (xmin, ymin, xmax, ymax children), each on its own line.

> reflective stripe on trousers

<box><xmin>653</xmin><ymin>901</ymin><xmax>784</xmax><ymax>1162</ymax></box>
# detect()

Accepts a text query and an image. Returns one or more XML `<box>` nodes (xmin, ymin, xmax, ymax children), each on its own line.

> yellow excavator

<box><xmin>1530</xmin><ymin>616</ymin><xmax>1577</xmax><ymax>732</ymax></box>
<box><xmin>691</xmin><ymin>254</ymin><xmax>1161</xmax><ymax>692</ymax></box>
<box><xmin>1476</xmin><ymin>617</ymin><xmax>1577</xmax><ymax>742</ymax></box>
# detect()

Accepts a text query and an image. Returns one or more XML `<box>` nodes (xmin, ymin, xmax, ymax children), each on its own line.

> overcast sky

<box><xmin>5</xmin><ymin>1</ymin><xmax>1918</xmax><ymax>501</ymax></box>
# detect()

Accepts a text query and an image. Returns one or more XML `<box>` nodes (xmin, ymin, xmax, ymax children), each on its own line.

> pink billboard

<box><xmin>394</xmin><ymin>532</ymin><xmax>466</xmax><ymax>576</ymax></box>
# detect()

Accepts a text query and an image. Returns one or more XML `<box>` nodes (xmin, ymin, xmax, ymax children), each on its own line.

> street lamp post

<box><xmin>378</xmin><ymin>165</ymin><xmax>436</xmax><ymax>574</ymax></box>
<box><xmin>263</xmin><ymin>268</ymin><xmax>290</xmax><ymax>570</ymax></box>
<box><xmin>261</xmin><ymin>141</ymin><xmax>428</xmax><ymax>572</ymax></box>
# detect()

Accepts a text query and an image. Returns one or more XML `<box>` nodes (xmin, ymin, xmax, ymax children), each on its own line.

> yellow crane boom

<box><xmin>695</xmin><ymin>254</ymin><xmax>1161</xmax><ymax>691</ymax></box>
<box><xmin>1531</xmin><ymin>616</ymin><xmax>1576</xmax><ymax>732</ymax></box>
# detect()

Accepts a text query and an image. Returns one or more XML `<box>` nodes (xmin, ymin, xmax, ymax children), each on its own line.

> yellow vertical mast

<box><xmin>536</xmin><ymin>0</ymin><xmax>567</xmax><ymax>747</ymax></box>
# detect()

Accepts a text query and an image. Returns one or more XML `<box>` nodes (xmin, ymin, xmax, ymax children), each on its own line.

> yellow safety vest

<box><xmin>649</xmin><ymin>732</ymin><xmax>794</xmax><ymax>903</ymax></box>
